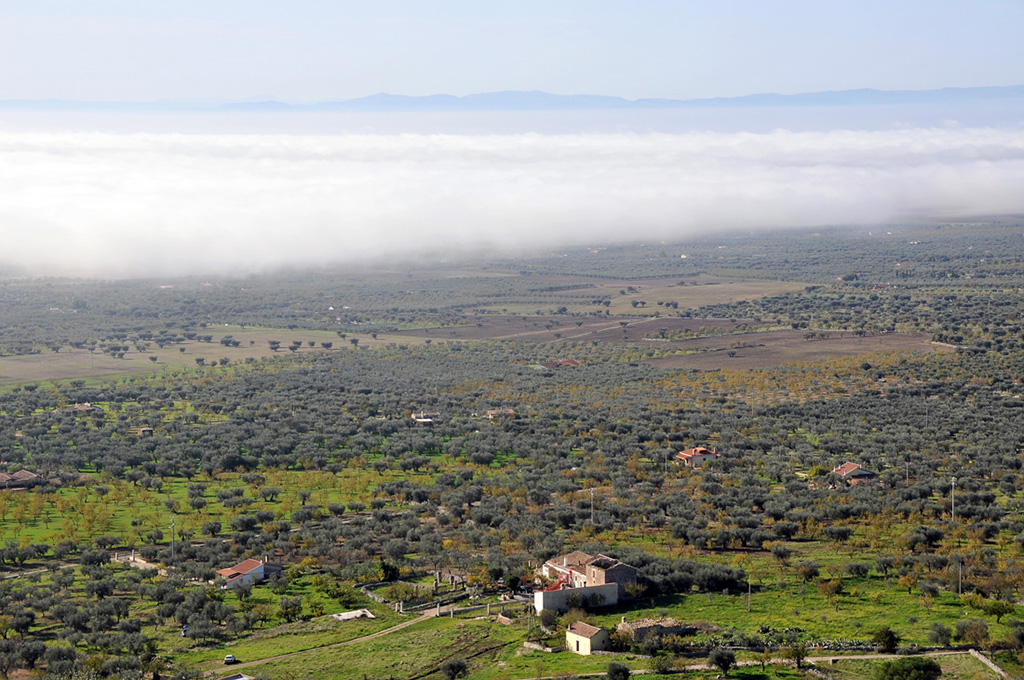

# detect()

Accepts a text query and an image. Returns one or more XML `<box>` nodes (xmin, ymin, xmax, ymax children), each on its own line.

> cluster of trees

<box><xmin>3</xmin><ymin>332</ymin><xmax>1024</xmax><ymax>588</ymax></box>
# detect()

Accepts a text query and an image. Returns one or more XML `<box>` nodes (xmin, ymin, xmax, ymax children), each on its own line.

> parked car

<box><xmin>224</xmin><ymin>654</ymin><xmax>237</xmax><ymax>665</ymax></box>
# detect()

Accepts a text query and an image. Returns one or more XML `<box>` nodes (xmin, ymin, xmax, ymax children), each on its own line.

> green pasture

<box><xmin>235</xmin><ymin>616</ymin><xmax>597</xmax><ymax>680</ymax></box>
<box><xmin>239</xmin><ymin>613</ymin><xmax>832</xmax><ymax>680</ymax></box>
<box><xmin>588</xmin><ymin>576</ymin><xmax>1017</xmax><ymax>647</ymax></box>
<box><xmin>183</xmin><ymin>605</ymin><xmax>403</xmax><ymax>670</ymax></box>
<box><xmin>828</xmin><ymin>654</ymin><xmax>1000</xmax><ymax>680</ymax></box>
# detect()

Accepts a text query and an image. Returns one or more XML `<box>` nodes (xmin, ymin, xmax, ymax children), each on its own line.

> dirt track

<box><xmin>205</xmin><ymin>610</ymin><xmax>435</xmax><ymax>675</ymax></box>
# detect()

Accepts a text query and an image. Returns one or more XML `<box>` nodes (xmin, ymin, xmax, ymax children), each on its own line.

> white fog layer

<box><xmin>2</xmin><ymin>126</ymin><xmax>1024</xmax><ymax>277</ymax></box>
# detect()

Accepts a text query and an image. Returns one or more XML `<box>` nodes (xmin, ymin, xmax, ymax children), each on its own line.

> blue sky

<box><xmin>1</xmin><ymin>0</ymin><xmax>1022</xmax><ymax>101</ymax></box>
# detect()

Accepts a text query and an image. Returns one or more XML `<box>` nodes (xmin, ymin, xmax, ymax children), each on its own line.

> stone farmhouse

<box><xmin>534</xmin><ymin>551</ymin><xmax>637</xmax><ymax>613</ymax></box>
<box><xmin>0</xmin><ymin>470</ymin><xmax>40</xmax><ymax>489</ymax></box>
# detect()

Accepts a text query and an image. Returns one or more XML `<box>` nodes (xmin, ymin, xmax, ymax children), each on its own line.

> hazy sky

<box><xmin>1</xmin><ymin>1</ymin><xmax>1022</xmax><ymax>101</ymax></box>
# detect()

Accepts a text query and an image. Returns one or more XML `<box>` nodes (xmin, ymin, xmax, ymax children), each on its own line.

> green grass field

<box><xmin>829</xmin><ymin>654</ymin><xmax>1000</xmax><ymax>680</ymax></box>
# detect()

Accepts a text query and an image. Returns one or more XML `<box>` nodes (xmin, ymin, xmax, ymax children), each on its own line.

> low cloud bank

<box><xmin>1</xmin><ymin>126</ymin><xmax>1023</xmax><ymax>277</ymax></box>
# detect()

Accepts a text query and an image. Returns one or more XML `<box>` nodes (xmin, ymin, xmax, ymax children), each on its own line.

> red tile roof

<box><xmin>216</xmin><ymin>558</ymin><xmax>264</xmax><ymax>581</ymax></box>
<box><xmin>568</xmin><ymin>621</ymin><xmax>603</xmax><ymax>638</ymax></box>
<box><xmin>833</xmin><ymin>462</ymin><xmax>860</xmax><ymax>476</ymax></box>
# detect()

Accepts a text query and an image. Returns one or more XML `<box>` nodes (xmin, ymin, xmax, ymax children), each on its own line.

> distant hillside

<box><xmin>3</xmin><ymin>85</ymin><xmax>1024</xmax><ymax>113</ymax></box>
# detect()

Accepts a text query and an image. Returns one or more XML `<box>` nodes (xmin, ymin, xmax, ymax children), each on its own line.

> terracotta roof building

<box><xmin>215</xmin><ymin>559</ymin><xmax>283</xmax><ymax>588</ymax></box>
<box><xmin>832</xmin><ymin>462</ymin><xmax>877</xmax><ymax>485</ymax></box>
<box><xmin>676</xmin><ymin>447</ymin><xmax>719</xmax><ymax>468</ymax></box>
<box><xmin>566</xmin><ymin>621</ymin><xmax>610</xmax><ymax>655</ymax></box>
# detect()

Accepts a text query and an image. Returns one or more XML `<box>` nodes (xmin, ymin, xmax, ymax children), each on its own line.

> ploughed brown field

<box><xmin>390</xmin><ymin>315</ymin><xmax>951</xmax><ymax>369</ymax></box>
<box><xmin>0</xmin><ymin>315</ymin><xmax>951</xmax><ymax>388</ymax></box>
<box><xmin>386</xmin><ymin>314</ymin><xmax>747</xmax><ymax>342</ymax></box>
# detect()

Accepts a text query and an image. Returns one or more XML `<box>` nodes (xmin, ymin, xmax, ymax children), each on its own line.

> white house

<box><xmin>216</xmin><ymin>559</ymin><xmax>283</xmax><ymax>588</ymax></box>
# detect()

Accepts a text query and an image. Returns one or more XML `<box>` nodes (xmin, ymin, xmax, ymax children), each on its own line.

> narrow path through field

<box><xmin>1</xmin><ymin>562</ymin><xmax>76</xmax><ymax>580</ymax></box>
<box><xmin>204</xmin><ymin>610</ymin><xmax>435</xmax><ymax>675</ymax></box>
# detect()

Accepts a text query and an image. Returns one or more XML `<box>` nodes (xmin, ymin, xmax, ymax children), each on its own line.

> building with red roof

<box><xmin>216</xmin><ymin>558</ymin><xmax>283</xmax><ymax>588</ymax></box>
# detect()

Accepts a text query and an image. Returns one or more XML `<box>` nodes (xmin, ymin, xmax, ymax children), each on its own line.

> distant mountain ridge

<box><xmin>3</xmin><ymin>85</ymin><xmax>1024</xmax><ymax>113</ymax></box>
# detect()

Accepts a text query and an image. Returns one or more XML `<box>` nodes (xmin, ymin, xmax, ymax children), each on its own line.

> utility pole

<box><xmin>951</xmin><ymin>477</ymin><xmax>956</xmax><ymax>523</ymax></box>
<box><xmin>171</xmin><ymin>516</ymin><xmax>175</xmax><ymax>560</ymax></box>
<box><xmin>590</xmin><ymin>488</ymin><xmax>595</xmax><ymax>525</ymax></box>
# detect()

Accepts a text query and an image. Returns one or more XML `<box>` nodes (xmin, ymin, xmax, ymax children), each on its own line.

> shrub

<box><xmin>845</xmin><ymin>562</ymin><xmax>870</xmax><ymax>578</ymax></box>
<box><xmin>872</xmin><ymin>657</ymin><xmax>941</xmax><ymax>680</ymax></box>
<box><xmin>795</xmin><ymin>561</ymin><xmax>820</xmax><ymax>582</ymax></box>
<box><xmin>872</xmin><ymin>626</ymin><xmax>902</xmax><ymax>653</ymax></box>
<box><xmin>650</xmin><ymin>654</ymin><xmax>673</xmax><ymax>674</ymax></box>
<box><xmin>607</xmin><ymin>661</ymin><xmax>631</xmax><ymax>680</ymax></box>
<box><xmin>928</xmin><ymin>622</ymin><xmax>951</xmax><ymax>646</ymax></box>
<box><xmin>441</xmin><ymin>658</ymin><xmax>469</xmax><ymax>680</ymax></box>
<box><xmin>954</xmin><ymin>618</ymin><xmax>988</xmax><ymax>645</ymax></box>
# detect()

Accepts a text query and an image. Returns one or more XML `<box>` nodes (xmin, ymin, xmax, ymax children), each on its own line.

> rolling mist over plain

<box><xmin>1</xmin><ymin>86</ymin><xmax>1023</xmax><ymax>279</ymax></box>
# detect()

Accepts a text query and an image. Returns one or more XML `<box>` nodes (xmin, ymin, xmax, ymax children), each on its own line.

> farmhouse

<box><xmin>534</xmin><ymin>582</ymin><xmax>618</xmax><ymax>614</ymax></box>
<box><xmin>486</xmin><ymin>408</ymin><xmax>516</xmax><ymax>419</ymax></box>
<box><xmin>583</xmin><ymin>554</ymin><xmax>637</xmax><ymax>596</ymax></box>
<box><xmin>0</xmin><ymin>470</ymin><xmax>40</xmax><ymax>488</ymax></box>
<box><xmin>541</xmin><ymin>552</ymin><xmax>636</xmax><ymax>594</ymax></box>
<box><xmin>675</xmin><ymin>446</ymin><xmax>719</xmax><ymax>468</ymax></box>
<box><xmin>541</xmin><ymin>550</ymin><xmax>594</xmax><ymax>583</ymax></box>
<box><xmin>832</xmin><ymin>462</ymin><xmax>877</xmax><ymax>485</ymax></box>
<box><xmin>535</xmin><ymin>552</ymin><xmax>637</xmax><ymax>612</ymax></box>
<box><xmin>566</xmin><ymin>621</ymin><xmax>610</xmax><ymax>655</ymax></box>
<box><xmin>216</xmin><ymin>559</ymin><xmax>283</xmax><ymax>588</ymax></box>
